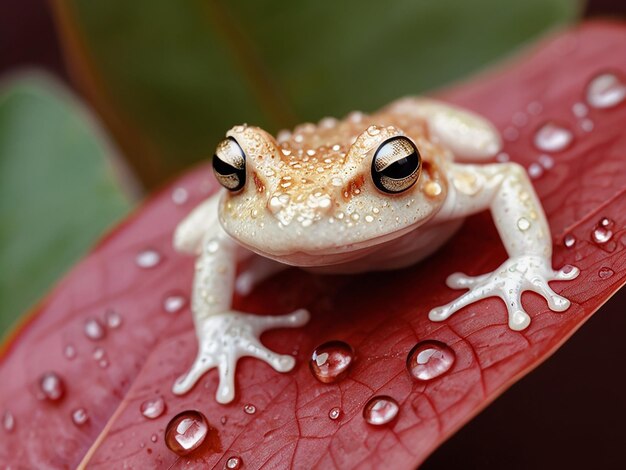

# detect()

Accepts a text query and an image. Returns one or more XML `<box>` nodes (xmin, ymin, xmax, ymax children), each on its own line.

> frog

<box><xmin>171</xmin><ymin>97</ymin><xmax>579</xmax><ymax>404</ymax></box>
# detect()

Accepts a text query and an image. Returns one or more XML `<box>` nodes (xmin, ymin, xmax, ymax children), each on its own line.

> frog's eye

<box><xmin>371</xmin><ymin>136</ymin><xmax>421</xmax><ymax>194</ymax></box>
<box><xmin>213</xmin><ymin>137</ymin><xmax>246</xmax><ymax>191</ymax></box>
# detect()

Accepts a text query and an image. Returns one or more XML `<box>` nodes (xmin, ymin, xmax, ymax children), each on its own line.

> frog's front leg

<box><xmin>429</xmin><ymin>162</ymin><xmax>579</xmax><ymax>330</ymax></box>
<box><xmin>172</xmin><ymin>215</ymin><xmax>309</xmax><ymax>403</ymax></box>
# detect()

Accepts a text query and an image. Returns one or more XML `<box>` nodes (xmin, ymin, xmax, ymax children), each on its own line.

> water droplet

<box><xmin>172</xmin><ymin>187</ymin><xmax>189</xmax><ymax>205</ymax></box>
<box><xmin>592</xmin><ymin>226</ymin><xmax>613</xmax><ymax>244</ymax></box>
<box><xmin>84</xmin><ymin>318</ymin><xmax>106</xmax><ymax>341</ymax></box>
<box><xmin>572</xmin><ymin>102</ymin><xmax>588</xmax><ymax>118</ymax></box>
<box><xmin>496</xmin><ymin>152</ymin><xmax>510</xmax><ymax>162</ymax></box>
<box><xmin>580</xmin><ymin>119</ymin><xmax>594</xmax><ymax>132</ymax></box>
<box><xmin>406</xmin><ymin>340</ymin><xmax>456</xmax><ymax>382</ymax></box>
<box><xmin>105</xmin><ymin>309</ymin><xmax>122</xmax><ymax>329</ymax></box>
<box><xmin>600</xmin><ymin>217</ymin><xmax>613</xmax><ymax>228</ymax></box>
<box><xmin>366</xmin><ymin>125</ymin><xmax>380</xmax><ymax>136</ymax></box>
<box><xmin>226</xmin><ymin>456</ymin><xmax>243</xmax><ymax>469</ymax></box>
<box><xmin>533</xmin><ymin>122</ymin><xmax>573</xmax><ymax>153</ymax></box>
<box><xmin>163</xmin><ymin>293</ymin><xmax>187</xmax><ymax>314</ymax></box>
<box><xmin>165</xmin><ymin>410</ymin><xmax>208</xmax><ymax>456</ymax></box>
<box><xmin>141</xmin><ymin>397</ymin><xmax>166</xmax><ymax>419</ymax></box>
<box><xmin>72</xmin><ymin>408</ymin><xmax>89</xmax><ymax>426</ymax></box>
<box><xmin>328</xmin><ymin>407</ymin><xmax>341</xmax><ymax>420</ymax></box>
<box><xmin>136</xmin><ymin>249</ymin><xmax>162</xmax><ymax>269</ymax></box>
<box><xmin>38</xmin><ymin>372</ymin><xmax>65</xmax><ymax>402</ymax></box>
<box><xmin>243</xmin><ymin>404</ymin><xmax>256</xmax><ymax>415</ymax></box>
<box><xmin>527</xmin><ymin>163</ymin><xmax>543</xmax><ymax>179</ymax></box>
<box><xmin>220</xmin><ymin>416</ymin><xmax>227</xmax><ymax>425</ymax></box>
<box><xmin>538</xmin><ymin>154</ymin><xmax>554</xmax><ymax>169</ymax></box>
<box><xmin>363</xmin><ymin>396</ymin><xmax>399</xmax><ymax>426</ymax></box>
<box><xmin>598</xmin><ymin>267</ymin><xmax>614</xmax><ymax>279</ymax></box>
<box><xmin>517</xmin><ymin>217</ymin><xmax>531</xmax><ymax>231</ymax></box>
<box><xmin>151</xmin><ymin>433</ymin><xmax>158</xmax><ymax>443</ymax></box>
<box><xmin>309</xmin><ymin>340</ymin><xmax>355</xmax><ymax>384</ymax></box>
<box><xmin>586</xmin><ymin>72</ymin><xmax>626</xmax><ymax>109</ymax></box>
<box><xmin>527</xmin><ymin>101</ymin><xmax>543</xmax><ymax>115</ymax></box>
<box><xmin>2</xmin><ymin>411</ymin><xmax>15</xmax><ymax>432</ymax></box>
<box><xmin>563</xmin><ymin>234</ymin><xmax>576</xmax><ymax>248</ymax></box>
<box><xmin>64</xmin><ymin>344</ymin><xmax>77</xmax><ymax>360</ymax></box>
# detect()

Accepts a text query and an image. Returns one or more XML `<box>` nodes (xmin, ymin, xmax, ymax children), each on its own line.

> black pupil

<box><xmin>381</xmin><ymin>152</ymin><xmax>418</xmax><ymax>179</ymax></box>
<box><xmin>212</xmin><ymin>154</ymin><xmax>238</xmax><ymax>175</ymax></box>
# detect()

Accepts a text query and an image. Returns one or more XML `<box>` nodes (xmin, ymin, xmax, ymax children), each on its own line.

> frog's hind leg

<box><xmin>384</xmin><ymin>97</ymin><xmax>502</xmax><ymax>162</ymax></box>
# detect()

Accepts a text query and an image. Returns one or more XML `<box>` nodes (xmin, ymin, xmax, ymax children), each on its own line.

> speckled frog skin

<box><xmin>172</xmin><ymin>98</ymin><xmax>579</xmax><ymax>404</ymax></box>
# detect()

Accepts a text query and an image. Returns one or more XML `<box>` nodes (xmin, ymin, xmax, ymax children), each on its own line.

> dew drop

<box><xmin>226</xmin><ymin>456</ymin><xmax>243</xmax><ymax>469</ymax></box>
<box><xmin>586</xmin><ymin>72</ymin><xmax>626</xmax><ymax>109</ymax></box>
<box><xmin>533</xmin><ymin>122</ymin><xmax>573</xmax><ymax>153</ymax></box>
<box><xmin>165</xmin><ymin>410</ymin><xmax>209</xmax><ymax>456</ymax></box>
<box><xmin>598</xmin><ymin>267</ymin><xmax>614</xmax><ymax>279</ymax></box>
<box><xmin>572</xmin><ymin>102</ymin><xmax>588</xmax><ymax>118</ymax></box>
<box><xmin>136</xmin><ymin>249</ymin><xmax>162</xmax><ymax>269</ymax></box>
<box><xmin>163</xmin><ymin>293</ymin><xmax>187</xmax><ymax>314</ymax></box>
<box><xmin>580</xmin><ymin>119</ymin><xmax>594</xmax><ymax>132</ymax></box>
<box><xmin>592</xmin><ymin>226</ymin><xmax>613</xmax><ymax>244</ymax></box>
<box><xmin>309</xmin><ymin>340</ymin><xmax>355</xmax><ymax>384</ymax></box>
<box><xmin>140</xmin><ymin>397</ymin><xmax>166</xmax><ymax>419</ymax></box>
<box><xmin>406</xmin><ymin>340</ymin><xmax>456</xmax><ymax>382</ymax></box>
<box><xmin>105</xmin><ymin>309</ymin><xmax>122</xmax><ymax>329</ymax></box>
<box><xmin>366</xmin><ymin>125</ymin><xmax>380</xmax><ymax>136</ymax></box>
<box><xmin>600</xmin><ymin>217</ymin><xmax>613</xmax><ymax>228</ymax></box>
<box><xmin>72</xmin><ymin>408</ymin><xmax>89</xmax><ymax>426</ymax></box>
<box><xmin>538</xmin><ymin>154</ymin><xmax>554</xmax><ymax>169</ymax></box>
<box><xmin>84</xmin><ymin>318</ymin><xmax>106</xmax><ymax>341</ymax></box>
<box><xmin>517</xmin><ymin>217</ymin><xmax>531</xmax><ymax>231</ymax></box>
<box><xmin>64</xmin><ymin>344</ymin><xmax>77</xmax><ymax>360</ymax></box>
<box><xmin>38</xmin><ymin>372</ymin><xmax>65</xmax><ymax>402</ymax></box>
<box><xmin>243</xmin><ymin>404</ymin><xmax>256</xmax><ymax>415</ymax></box>
<box><xmin>527</xmin><ymin>163</ymin><xmax>543</xmax><ymax>179</ymax></box>
<box><xmin>328</xmin><ymin>407</ymin><xmax>341</xmax><ymax>420</ymax></box>
<box><xmin>171</xmin><ymin>187</ymin><xmax>189</xmax><ymax>205</ymax></box>
<box><xmin>2</xmin><ymin>411</ymin><xmax>15</xmax><ymax>432</ymax></box>
<box><xmin>151</xmin><ymin>433</ymin><xmax>158</xmax><ymax>443</ymax></box>
<box><xmin>363</xmin><ymin>396</ymin><xmax>399</xmax><ymax>426</ymax></box>
<box><xmin>563</xmin><ymin>234</ymin><xmax>576</xmax><ymax>248</ymax></box>
<box><xmin>220</xmin><ymin>416</ymin><xmax>227</xmax><ymax>425</ymax></box>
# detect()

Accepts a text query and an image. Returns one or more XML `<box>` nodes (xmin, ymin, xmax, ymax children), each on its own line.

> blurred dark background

<box><xmin>0</xmin><ymin>1</ymin><xmax>625</xmax><ymax>468</ymax></box>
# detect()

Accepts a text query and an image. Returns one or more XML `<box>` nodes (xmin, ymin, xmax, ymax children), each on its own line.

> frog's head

<box><xmin>212</xmin><ymin>112</ymin><xmax>450</xmax><ymax>266</ymax></box>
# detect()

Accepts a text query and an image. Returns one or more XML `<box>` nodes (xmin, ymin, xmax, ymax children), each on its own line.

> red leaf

<box><xmin>1</xmin><ymin>22</ymin><xmax>625</xmax><ymax>469</ymax></box>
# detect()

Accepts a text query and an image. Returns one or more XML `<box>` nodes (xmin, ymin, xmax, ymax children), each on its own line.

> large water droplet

<box><xmin>140</xmin><ymin>397</ymin><xmax>166</xmax><ymax>419</ymax></box>
<box><xmin>226</xmin><ymin>456</ymin><xmax>243</xmax><ymax>469</ymax></box>
<box><xmin>136</xmin><ymin>249</ymin><xmax>162</xmax><ymax>269</ymax></box>
<box><xmin>2</xmin><ymin>411</ymin><xmax>15</xmax><ymax>432</ymax></box>
<box><xmin>72</xmin><ymin>408</ymin><xmax>89</xmax><ymax>426</ymax></box>
<box><xmin>163</xmin><ymin>293</ymin><xmax>187</xmax><ymax>314</ymax></box>
<box><xmin>309</xmin><ymin>340</ymin><xmax>355</xmax><ymax>384</ymax></box>
<box><xmin>586</xmin><ymin>72</ymin><xmax>626</xmax><ymax>109</ymax></box>
<box><xmin>598</xmin><ymin>267</ymin><xmax>614</xmax><ymax>279</ymax></box>
<box><xmin>243</xmin><ymin>404</ymin><xmax>256</xmax><ymax>415</ymax></box>
<box><xmin>38</xmin><ymin>372</ymin><xmax>65</xmax><ymax>402</ymax></box>
<box><xmin>563</xmin><ymin>234</ymin><xmax>576</xmax><ymax>248</ymax></box>
<box><xmin>533</xmin><ymin>122</ymin><xmax>573</xmax><ymax>153</ymax></box>
<box><xmin>406</xmin><ymin>340</ymin><xmax>456</xmax><ymax>382</ymax></box>
<box><xmin>104</xmin><ymin>309</ymin><xmax>122</xmax><ymax>329</ymax></box>
<box><xmin>84</xmin><ymin>318</ymin><xmax>106</xmax><ymax>341</ymax></box>
<box><xmin>328</xmin><ymin>407</ymin><xmax>342</xmax><ymax>420</ymax></box>
<box><xmin>165</xmin><ymin>410</ymin><xmax>208</xmax><ymax>456</ymax></box>
<box><xmin>363</xmin><ymin>396</ymin><xmax>399</xmax><ymax>426</ymax></box>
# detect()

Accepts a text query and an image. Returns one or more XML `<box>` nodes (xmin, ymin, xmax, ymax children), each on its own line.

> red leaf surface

<box><xmin>1</xmin><ymin>22</ymin><xmax>625</xmax><ymax>469</ymax></box>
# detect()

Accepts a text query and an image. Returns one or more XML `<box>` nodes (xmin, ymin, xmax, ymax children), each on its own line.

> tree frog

<box><xmin>172</xmin><ymin>98</ymin><xmax>579</xmax><ymax>404</ymax></box>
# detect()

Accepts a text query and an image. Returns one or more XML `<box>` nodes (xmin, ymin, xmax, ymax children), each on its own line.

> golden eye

<box><xmin>212</xmin><ymin>137</ymin><xmax>246</xmax><ymax>191</ymax></box>
<box><xmin>371</xmin><ymin>136</ymin><xmax>421</xmax><ymax>194</ymax></box>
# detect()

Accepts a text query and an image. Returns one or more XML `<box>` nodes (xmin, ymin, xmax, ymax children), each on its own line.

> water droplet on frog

<box><xmin>84</xmin><ymin>318</ymin><xmax>106</xmax><ymax>341</ymax></box>
<box><xmin>136</xmin><ymin>249</ymin><xmax>162</xmax><ymax>268</ymax></box>
<box><xmin>406</xmin><ymin>340</ymin><xmax>456</xmax><ymax>382</ymax></box>
<box><xmin>151</xmin><ymin>433</ymin><xmax>158</xmax><ymax>443</ymax></box>
<box><xmin>598</xmin><ymin>267</ymin><xmax>614</xmax><ymax>279</ymax></box>
<box><xmin>517</xmin><ymin>217</ymin><xmax>531</xmax><ymax>231</ymax></box>
<box><xmin>72</xmin><ymin>408</ymin><xmax>89</xmax><ymax>426</ymax></box>
<box><xmin>163</xmin><ymin>293</ymin><xmax>187</xmax><ymax>314</ymax></box>
<box><xmin>38</xmin><ymin>372</ymin><xmax>65</xmax><ymax>402</ymax></box>
<box><xmin>104</xmin><ymin>309</ymin><xmax>122</xmax><ymax>329</ymax></box>
<box><xmin>64</xmin><ymin>344</ymin><xmax>77</xmax><ymax>360</ymax></box>
<box><xmin>563</xmin><ymin>234</ymin><xmax>576</xmax><ymax>248</ymax></box>
<box><xmin>527</xmin><ymin>163</ymin><xmax>543</xmax><ymax>179</ymax></box>
<box><xmin>366</xmin><ymin>125</ymin><xmax>380</xmax><ymax>136</ymax></box>
<box><xmin>592</xmin><ymin>225</ymin><xmax>613</xmax><ymax>244</ymax></box>
<box><xmin>2</xmin><ymin>411</ymin><xmax>15</xmax><ymax>432</ymax></box>
<box><xmin>226</xmin><ymin>456</ymin><xmax>243</xmax><ymax>469</ymax></box>
<box><xmin>243</xmin><ymin>404</ymin><xmax>256</xmax><ymax>415</ymax></box>
<box><xmin>172</xmin><ymin>187</ymin><xmax>189</xmax><ymax>205</ymax></box>
<box><xmin>164</xmin><ymin>410</ymin><xmax>208</xmax><ymax>456</ymax></box>
<box><xmin>309</xmin><ymin>340</ymin><xmax>355</xmax><ymax>384</ymax></box>
<box><xmin>328</xmin><ymin>407</ymin><xmax>341</xmax><ymax>420</ymax></box>
<box><xmin>140</xmin><ymin>397</ymin><xmax>166</xmax><ymax>419</ymax></box>
<box><xmin>363</xmin><ymin>396</ymin><xmax>399</xmax><ymax>426</ymax></box>
<box><xmin>533</xmin><ymin>122</ymin><xmax>573</xmax><ymax>152</ymax></box>
<box><xmin>586</xmin><ymin>71</ymin><xmax>626</xmax><ymax>108</ymax></box>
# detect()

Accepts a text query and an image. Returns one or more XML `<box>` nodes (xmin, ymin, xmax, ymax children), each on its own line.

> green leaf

<box><xmin>57</xmin><ymin>0</ymin><xmax>580</xmax><ymax>186</ymax></box>
<box><xmin>0</xmin><ymin>73</ymin><xmax>134</xmax><ymax>336</ymax></box>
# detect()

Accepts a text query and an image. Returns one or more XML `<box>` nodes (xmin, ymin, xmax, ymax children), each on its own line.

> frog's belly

<box><xmin>304</xmin><ymin>218</ymin><xmax>464</xmax><ymax>275</ymax></box>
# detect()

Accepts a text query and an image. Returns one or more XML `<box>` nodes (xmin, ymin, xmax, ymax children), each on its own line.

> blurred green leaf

<box><xmin>59</xmin><ymin>0</ymin><xmax>580</xmax><ymax>186</ymax></box>
<box><xmin>0</xmin><ymin>73</ymin><xmax>134</xmax><ymax>336</ymax></box>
